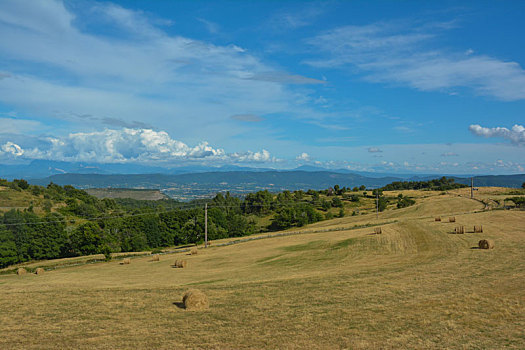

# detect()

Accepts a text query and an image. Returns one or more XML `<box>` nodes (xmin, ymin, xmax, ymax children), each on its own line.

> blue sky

<box><xmin>0</xmin><ymin>0</ymin><xmax>524</xmax><ymax>174</ymax></box>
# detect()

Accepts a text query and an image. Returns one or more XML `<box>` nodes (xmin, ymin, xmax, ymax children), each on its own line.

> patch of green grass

<box><xmin>330</xmin><ymin>237</ymin><xmax>359</xmax><ymax>250</ymax></box>
<box><xmin>282</xmin><ymin>240</ymin><xmax>329</xmax><ymax>252</ymax></box>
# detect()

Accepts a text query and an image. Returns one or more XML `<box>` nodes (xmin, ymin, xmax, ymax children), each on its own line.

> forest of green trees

<box><xmin>0</xmin><ymin>180</ymin><xmax>358</xmax><ymax>268</ymax></box>
<box><xmin>0</xmin><ymin>177</ymin><xmax>442</xmax><ymax>268</ymax></box>
<box><xmin>380</xmin><ymin>177</ymin><xmax>467</xmax><ymax>191</ymax></box>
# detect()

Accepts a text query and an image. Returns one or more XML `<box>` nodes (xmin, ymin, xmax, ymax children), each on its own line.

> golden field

<box><xmin>1</xmin><ymin>188</ymin><xmax>524</xmax><ymax>349</ymax></box>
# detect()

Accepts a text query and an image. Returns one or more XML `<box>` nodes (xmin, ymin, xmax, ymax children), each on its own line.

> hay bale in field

<box><xmin>182</xmin><ymin>289</ymin><xmax>209</xmax><ymax>310</ymax></box>
<box><xmin>176</xmin><ymin>260</ymin><xmax>187</xmax><ymax>268</ymax></box>
<box><xmin>17</xmin><ymin>268</ymin><xmax>27</xmax><ymax>276</ymax></box>
<box><xmin>152</xmin><ymin>254</ymin><xmax>160</xmax><ymax>261</ymax></box>
<box><xmin>190</xmin><ymin>247</ymin><xmax>198</xmax><ymax>255</ymax></box>
<box><xmin>374</xmin><ymin>227</ymin><xmax>382</xmax><ymax>234</ymax></box>
<box><xmin>478</xmin><ymin>239</ymin><xmax>494</xmax><ymax>249</ymax></box>
<box><xmin>35</xmin><ymin>268</ymin><xmax>45</xmax><ymax>275</ymax></box>
<box><xmin>454</xmin><ymin>226</ymin><xmax>465</xmax><ymax>234</ymax></box>
<box><xmin>122</xmin><ymin>258</ymin><xmax>131</xmax><ymax>265</ymax></box>
<box><xmin>474</xmin><ymin>225</ymin><xmax>483</xmax><ymax>233</ymax></box>
<box><xmin>435</xmin><ymin>217</ymin><xmax>441</xmax><ymax>222</ymax></box>
<box><xmin>449</xmin><ymin>217</ymin><xmax>456</xmax><ymax>222</ymax></box>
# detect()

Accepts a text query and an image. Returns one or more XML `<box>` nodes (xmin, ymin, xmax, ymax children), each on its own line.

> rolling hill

<box><xmin>1</xmin><ymin>188</ymin><xmax>523</xmax><ymax>348</ymax></box>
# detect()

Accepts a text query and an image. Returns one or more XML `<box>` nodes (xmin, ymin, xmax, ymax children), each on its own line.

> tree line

<box><xmin>1</xmin><ymin>176</ymin><xmax>444</xmax><ymax>268</ymax></box>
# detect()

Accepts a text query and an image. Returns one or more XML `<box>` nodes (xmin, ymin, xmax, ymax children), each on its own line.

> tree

<box><xmin>378</xmin><ymin>197</ymin><xmax>388</xmax><ymax>212</ymax></box>
<box><xmin>522</xmin><ymin>182</ymin><xmax>525</xmax><ymax>189</ymax></box>
<box><xmin>29</xmin><ymin>212</ymin><xmax>67</xmax><ymax>260</ymax></box>
<box><xmin>3</xmin><ymin>210</ymin><xmax>33</xmax><ymax>263</ymax></box>
<box><xmin>321</xmin><ymin>200</ymin><xmax>331</xmax><ymax>211</ymax></box>
<box><xmin>243</xmin><ymin>190</ymin><xmax>273</xmax><ymax>215</ymax></box>
<box><xmin>331</xmin><ymin>197</ymin><xmax>343</xmax><ymax>208</ymax></box>
<box><xmin>0</xmin><ymin>225</ymin><xmax>18</xmax><ymax>268</ymax></box>
<box><xmin>70</xmin><ymin>222</ymin><xmax>104</xmax><ymax>256</ymax></box>
<box><xmin>372</xmin><ymin>189</ymin><xmax>383</xmax><ymax>196</ymax></box>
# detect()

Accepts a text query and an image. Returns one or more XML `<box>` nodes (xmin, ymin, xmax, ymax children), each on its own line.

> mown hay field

<box><xmin>1</xmin><ymin>191</ymin><xmax>524</xmax><ymax>349</ymax></box>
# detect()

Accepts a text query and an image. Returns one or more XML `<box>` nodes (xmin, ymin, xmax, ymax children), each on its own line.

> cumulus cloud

<box><xmin>0</xmin><ymin>128</ymin><xmax>280</xmax><ymax>164</ymax></box>
<box><xmin>469</xmin><ymin>124</ymin><xmax>525</xmax><ymax>145</ymax></box>
<box><xmin>229</xmin><ymin>149</ymin><xmax>272</xmax><ymax>163</ymax></box>
<box><xmin>296</xmin><ymin>152</ymin><xmax>311</xmax><ymax>161</ymax></box>
<box><xmin>1</xmin><ymin>141</ymin><xmax>24</xmax><ymax>156</ymax></box>
<box><xmin>367</xmin><ymin>147</ymin><xmax>382</xmax><ymax>153</ymax></box>
<box><xmin>21</xmin><ymin>128</ymin><xmax>225</xmax><ymax>162</ymax></box>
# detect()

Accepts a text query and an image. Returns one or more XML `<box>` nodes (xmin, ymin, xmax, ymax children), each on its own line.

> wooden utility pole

<box><xmin>204</xmin><ymin>203</ymin><xmax>208</xmax><ymax>248</ymax></box>
<box><xmin>376</xmin><ymin>191</ymin><xmax>379</xmax><ymax>219</ymax></box>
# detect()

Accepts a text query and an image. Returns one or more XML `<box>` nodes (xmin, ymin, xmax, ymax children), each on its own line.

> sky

<box><xmin>0</xmin><ymin>0</ymin><xmax>524</xmax><ymax>175</ymax></box>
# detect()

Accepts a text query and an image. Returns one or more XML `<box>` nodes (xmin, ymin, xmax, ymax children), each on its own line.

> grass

<box><xmin>1</xmin><ymin>189</ymin><xmax>524</xmax><ymax>349</ymax></box>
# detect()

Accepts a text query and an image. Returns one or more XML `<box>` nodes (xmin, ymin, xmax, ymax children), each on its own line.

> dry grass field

<box><xmin>1</xmin><ymin>190</ymin><xmax>524</xmax><ymax>349</ymax></box>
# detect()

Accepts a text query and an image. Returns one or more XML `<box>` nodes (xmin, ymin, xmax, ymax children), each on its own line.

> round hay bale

<box><xmin>182</xmin><ymin>289</ymin><xmax>209</xmax><ymax>310</ymax></box>
<box><xmin>478</xmin><ymin>239</ymin><xmax>495</xmax><ymax>249</ymax></box>
<box><xmin>176</xmin><ymin>260</ymin><xmax>187</xmax><ymax>268</ymax></box>
<box><xmin>17</xmin><ymin>268</ymin><xmax>27</xmax><ymax>276</ymax></box>
<box><xmin>190</xmin><ymin>247</ymin><xmax>198</xmax><ymax>255</ymax></box>
<box><xmin>152</xmin><ymin>254</ymin><xmax>160</xmax><ymax>261</ymax></box>
<box><xmin>122</xmin><ymin>258</ymin><xmax>131</xmax><ymax>264</ymax></box>
<box><xmin>35</xmin><ymin>267</ymin><xmax>45</xmax><ymax>275</ymax></box>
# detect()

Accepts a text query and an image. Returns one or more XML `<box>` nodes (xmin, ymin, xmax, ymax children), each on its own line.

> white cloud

<box><xmin>0</xmin><ymin>0</ymin><xmax>318</xmax><ymax>145</ymax></box>
<box><xmin>367</xmin><ymin>147</ymin><xmax>382</xmax><ymax>153</ymax></box>
<box><xmin>1</xmin><ymin>141</ymin><xmax>24</xmax><ymax>156</ymax></box>
<box><xmin>23</xmin><ymin>128</ymin><xmax>225</xmax><ymax>162</ymax></box>
<box><xmin>469</xmin><ymin>124</ymin><xmax>525</xmax><ymax>145</ymax></box>
<box><xmin>0</xmin><ymin>128</ymin><xmax>281</xmax><ymax>164</ymax></box>
<box><xmin>296</xmin><ymin>152</ymin><xmax>311</xmax><ymax>161</ymax></box>
<box><xmin>229</xmin><ymin>149</ymin><xmax>272</xmax><ymax>163</ymax></box>
<box><xmin>306</xmin><ymin>21</ymin><xmax>525</xmax><ymax>101</ymax></box>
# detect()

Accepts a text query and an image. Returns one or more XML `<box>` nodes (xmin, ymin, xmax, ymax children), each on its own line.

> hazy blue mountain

<box><xmin>0</xmin><ymin>160</ymin><xmax>280</xmax><ymax>179</ymax></box>
<box><xmin>452</xmin><ymin>174</ymin><xmax>525</xmax><ymax>188</ymax></box>
<box><xmin>30</xmin><ymin>171</ymin><xmax>400</xmax><ymax>191</ymax></box>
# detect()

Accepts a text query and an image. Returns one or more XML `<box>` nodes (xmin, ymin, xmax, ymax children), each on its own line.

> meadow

<box><xmin>1</xmin><ymin>188</ymin><xmax>524</xmax><ymax>349</ymax></box>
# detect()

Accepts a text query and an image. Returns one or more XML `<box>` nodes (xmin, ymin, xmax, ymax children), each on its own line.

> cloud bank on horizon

<box><xmin>0</xmin><ymin>0</ymin><xmax>523</xmax><ymax>174</ymax></box>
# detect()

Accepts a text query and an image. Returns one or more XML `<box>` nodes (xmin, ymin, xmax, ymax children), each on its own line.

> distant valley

<box><xmin>27</xmin><ymin>170</ymin><xmax>525</xmax><ymax>201</ymax></box>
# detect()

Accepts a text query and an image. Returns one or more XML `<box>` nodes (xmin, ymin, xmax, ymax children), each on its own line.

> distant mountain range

<box><xmin>0</xmin><ymin>159</ymin><xmax>475</xmax><ymax>179</ymax></box>
<box><xmin>2</xmin><ymin>160</ymin><xmax>523</xmax><ymax>200</ymax></box>
<box><xmin>25</xmin><ymin>170</ymin><xmax>525</xmax><ymax>201</ymax></box>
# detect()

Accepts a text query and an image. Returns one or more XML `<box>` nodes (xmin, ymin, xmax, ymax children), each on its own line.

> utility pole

<box><xmin>204</xmin><ymin>203</ymin><xmax>208</xmax><ymax>248</ymax></box>
<box><xmin>376</xmin><ymin>191</ymin><xmax>379</xmax><ymax>219</ymax></box>
<box><xmin>471</xmin><ymin>177</ymin><xmax>474</xmax><ymax>199</ymax></box>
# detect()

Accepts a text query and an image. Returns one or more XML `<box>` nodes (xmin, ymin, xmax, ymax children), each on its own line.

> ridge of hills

<box><xmin>26</xmin><ymin>171</ymin><xmax>525</xmax><ymax>201</ymax></box>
